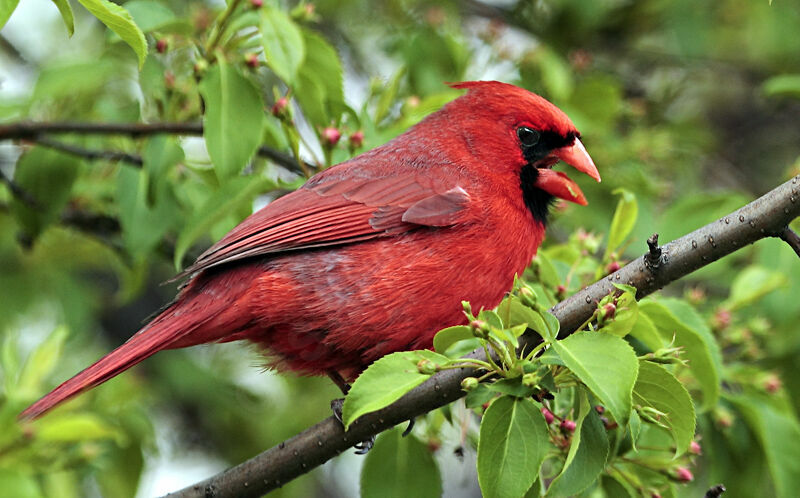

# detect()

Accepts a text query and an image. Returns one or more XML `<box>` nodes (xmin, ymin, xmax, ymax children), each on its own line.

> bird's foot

<box><xmin>402</xmin><ymin>417</ymin><xmax>416</xmax><ymax>437</ymax></box>
<box><xmin>330</xmin><ymin>398</ymin><xmax>375</xmax><ymax>455</ymax></box>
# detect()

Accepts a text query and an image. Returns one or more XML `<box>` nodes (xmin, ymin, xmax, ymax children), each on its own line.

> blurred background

<box><xmin>1</xmin><ymin>0</ymin><xmax>800</xmax><ymax>496</ymax></box>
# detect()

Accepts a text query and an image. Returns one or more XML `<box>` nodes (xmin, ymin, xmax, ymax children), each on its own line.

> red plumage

<box><xmin>20</xmin><ymin>81</ymin><xmax>600</xmax><ymax>420</ymax></box>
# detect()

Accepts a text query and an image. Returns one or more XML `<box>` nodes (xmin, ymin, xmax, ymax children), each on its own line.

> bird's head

<box><xmin>440</xmin><ymin>81</ymin><xmax>601</xmax><ymax>221</ymax></box>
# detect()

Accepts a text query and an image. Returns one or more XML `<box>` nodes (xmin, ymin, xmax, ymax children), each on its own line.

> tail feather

<box><xmin>19</xmin><ymin>314</ymin><xmax>201</xmax><ymax>421</ymax></box>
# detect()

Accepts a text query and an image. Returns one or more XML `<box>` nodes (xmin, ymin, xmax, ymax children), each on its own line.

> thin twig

<box><xmin>0</xmin><ymin>168</ymin><xmax>39</xmax><ymax>208</ymax></box>
<box><xmin>0</xmin><ymin>121</ymin><xmax>315</xmax><ymax>174</ymax></box>
<box><xmin>778</xmin><ymin>226</ymin><xmax>800</xmax><ymax>258</ymax></box>
<box><xmin>166</xmin><ymin>175</ymin><xmax>800</xmax><ymax>498</ymax></box>
<box><xmin>35</xmin><ymin>137</ymin><xmax>144</xmax><ymax>167</ymax></box>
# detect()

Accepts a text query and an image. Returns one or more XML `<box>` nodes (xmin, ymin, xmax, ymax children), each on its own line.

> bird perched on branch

<box><xmin>20</xmin><ymin>81</ymin><xmax>600</xmax><ymax>420</ymax></box>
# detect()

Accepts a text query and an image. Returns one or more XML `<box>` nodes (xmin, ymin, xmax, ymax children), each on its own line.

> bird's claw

<box><xmin>330</xmin><ymin>398</ymin><xmax>376</xmax><ymax>455</ymax></box>
<box><xmin>402</xmin><ymin>417</ymin><xmax>415</xmax><ymax>437</ymax></box>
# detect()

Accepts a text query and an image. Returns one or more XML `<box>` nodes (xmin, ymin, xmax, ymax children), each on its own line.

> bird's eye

<box><xmin>517</xmin><ymin>127</ymin><xmax>540</xmax><ymax>147</ymax></box>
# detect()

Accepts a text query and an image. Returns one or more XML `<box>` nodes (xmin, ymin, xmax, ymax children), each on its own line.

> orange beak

<box><xmin>533</xmin><ymin>138</ymin><xmax>600</xmax><ymax>206</ymax></box>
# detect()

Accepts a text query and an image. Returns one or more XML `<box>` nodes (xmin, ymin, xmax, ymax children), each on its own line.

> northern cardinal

<box><xmin>20</xmin><ymin>81</ymin><xmax>600</xmax><ymax>420</ymax></box>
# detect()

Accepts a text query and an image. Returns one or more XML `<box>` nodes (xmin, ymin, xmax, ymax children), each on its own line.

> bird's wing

<box><xmin>179</xmin><ymin>172</ymin><xmax>471</xmax><ymax>275</ymax></box>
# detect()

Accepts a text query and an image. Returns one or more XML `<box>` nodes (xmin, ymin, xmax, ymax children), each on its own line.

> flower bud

<box><xmin>541</xmin><ymin>407</ymin><xmax>555</xmax><ymax>424</ymax></box>
<box><xmin>462</xmin><ymin>301</ymin><xmax>473</xmax><ymax>316</ymax></box>
<box><xmin>689</xmin><ymin>440</ymin><xmax>702</xmax><ymax>455</ymax></box>
<box><xmin>250</xmin><ymin>0</ymin><xmax>263</xmax><ymax>8</ymax></box>
<box><xmin>673</xmin><ymin>466</ymin><xmax>694</xmax><ymax>483</ymax></box>
<box><xmin>156</xmin><ymin>38</ymin><xmax>168</xmax><ymax>54</ymax></box>
<box><xmin>245</xmin><ymin>53</ymin><xmax>259</xmax><ymax>69</ymax></box>
<box><xmin>594</xmin><ymin>405</ymin><xmax>605</xmax><ymax>414</ymax></box>
<box><xmin>555</xmin><ymin>285</ymin><xmax>567</xmax><ymax>300</ymax></box>
<box><xmin>349</xmin><ymin>130</ymin><xmax>365</xmax><ymax>150</ymax></box>
<box><xmin>560</xmin><ymin>419</ymin><xmax>576</xmax><ymax>432</ymax></box>
<box><xmin>764</xmin><ymin>374</ymin><xmax>782</xmax><ymax>394</ymax></box>
<box><xmin>522</xmin><ymin>373</ymin><xmax>538</xmax><ymax>388</ymax></box>
<box><xmin>461</xmin><ymin>377</ymin><xmax>479</xmax><ymax>391</ymax></box>
<box><xmin>271</xmin><ymin>97</ymin><xmax>289</xmax><ymax>118</ymax></box>
<box><xmin>470</xmin><ymin>319</ymin><xmax>489</xmax><ymax>338</ymax></box>
<box><xmin>712</xmin><ymin>308</ymin><xmax>731</xmax><ymax>330</ymax></box>
<box><xmin>321</xmin><ymin>127</ymin><xmax>341</xmax><ymax>148</ymax></box>
<box><xmin>606</xmin><ymin>261</ymin><xmax>621</xmax><ymax>274</ymax></box>
<box><xmin>417</xmin><ymin>359</ymin><xmax>437</xmax><ymax>375</ymax></box>
<box><xmin>193</xmin><ymin>59</ymin><xmax>208</xmax><ymax>77</ymax></box>
<box><xmin>600</xmin><ymin>302</ymin><xmax>616</xmax><ymax>322</ymax></box>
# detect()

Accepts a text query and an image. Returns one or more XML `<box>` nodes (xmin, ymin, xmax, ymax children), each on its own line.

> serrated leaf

<box><xmin>547</xmin><ymin>390</ymin><xmax>609</xmax><ymax>497</ymax></box>
<box><xmin>173</xmin><ymin>176</ymin><xmax>270</xmax><ymax>269</ymax></box>
<box><xmin>640</xmin><ymin>299</ymin><xmax>721</xmax><ymax>411</ymax></box>
<box><xmin>496</xmin><ymin>296</ymin><xmax>549</xmax><ymax>340</ymax></box>
<box><xmin>260</xmin><ymin>6</ymin><xmax>305</xmax><ymax>84</ymax></box>
<box><xmin>724</xmin><ymin>265</ymin><xmax>787</xmax><ymax>311</ymax></box>
<box><xmin>433</xmin><ymin>325</ymin><xmax>473</xmax><ymax>354</ymax></box>
<box><xmin>342</xmin><ymin>350</ymin><xmax>449</xmax><ymax>429</ymax></box>
<box><xmin>633</xmin><ymin>361</ymin><xmax>695</xmax><ymax>456</ymax></box>
<box><xmin>478</xmin><ymin>396</ymin><xmax>548</xmax><ymax>498</ymax></box>
<box><xmin>361</xmin><ymin>428</ymin><xmax>442</xmax><ymax>498</ymax></box>
<box><xmin>605</xmin><ymin>188</ymin><xmax>638</xmax><ymax>259</ymax></box>
<box><xmin>199</xmin><ymin>61</ymin><xmax>264</xmax><ymax>181</ymax></box>
<box><xmin>77</xmin><ymin>0</ymin><xmax>147</xmax><ymax>68</ymax></box>
<box><xmin>0</xmin><ymin>0</ymin><xmax>20</xmax><ymax>31</ymax></box>
<box><xmin>50</xmin><ymin>0</ymin><xmax>74</xmax><ymax>35</ymax></box>
<box><xmin>550</xmin><ymin>332</ymin><xmax>638</xmax><ymax>427</ymax></box>
<box><xmin>628</xmin><ymin>313</ymin><xmax>665</xmax><ymax>352</ymax></box>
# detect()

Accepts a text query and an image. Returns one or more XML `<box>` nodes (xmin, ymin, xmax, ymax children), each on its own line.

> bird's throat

<box><xmin>520</xmin><ymin>164</ymin><xmax>554</xmax><ymax>226</ymax></box>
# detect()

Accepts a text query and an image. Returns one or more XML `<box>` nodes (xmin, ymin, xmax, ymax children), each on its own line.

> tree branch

<box><xmin>166</xmin><ymin>174</ymin><xmax>800</xmax><ymax>498</ymax></box>
<box><xmin>0</xmin><ymin>121</ymin><xmax>313</xmax><ymax>174</ymax></box>
<box><xmin>778</xmin><ymin>226</ymin><xmax>800</xmax><ymax>258</ymax></box>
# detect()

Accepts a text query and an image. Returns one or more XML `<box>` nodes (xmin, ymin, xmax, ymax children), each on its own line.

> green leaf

<box><xmin>36</xmin><ymin>413</ymin><xmax>123</xmax><ymax>443</ymax></box>
<box><xmin>10</xmin><ymin>147</ymin><xmax>81</xmax><ymax>240</ymax></box>
<box><xmin>604</xmin><ymin>188</ymin><xmax>638</xmax><ymax>259</ymax></box>
<box><xmin>479</xmin><ymin>309</ymin><xmax>504</xmax><ymax>330</ymax></box>
<box><xmin>374</xmin><ymin>67</ymin><xmax>406</xmax><ymax>125</ymax></box>
<box><xmin>342</xmin><ymin>350</ymin><xmax>449</xmax><ymax>430</ymax></box>
<box><xmin>550</xmin><ymin>332</ymin><xmax>638</xmax><ymax>427</ymax></box>
<box><xmin>76</xmin><ymin>0</ymin><xmax>147</xmax><ymax>68</ymax></box>
<box><xmin>124</xmin><ymin>0</ymin><xmax>179</xmax><ymax>33</ymax></box>
<box><xmin>633</xmin><ymin>361</ymin><xmax>695</xmax><ymax>457</ymax></box>
<box><xmin>260</xmin><ymin>6</ymin><xmax>305</xmax><ymax>84</ymax></box>
<box><xmin>0</xmin><ymin>470</ymin><xmax>42</xmax><ymax>498</ymax></box>
<box><xmin>50</xmin><ymin>0</ymin><xmax>75</xmax><ymax>35</ymax></box>
<box><xmin>723</xmin><ymin>265</ymin><xmax>787</xmax><ymax>310</ymax></box>
<box><xmin>433</xmin><ymin>325</ymin><xmax>473</xmax><ymax>354</ymax></box>
<box><xmin>295</xmin><ymin>29</ymin><xmax>348</xmax><ymax>128</ymax></box>
<box><xmin>496</xmin><ymin>296</ymin><xmax>549</xmax><ymax>340</ymax></box>
<box><xmin>628</xmin><ymin>313</ymin><xmax>665</xmax><ymax>352</ymax></box>
<box><xmin>640</xmin><ymin>299</ymin><xmax>721</xmax><ymax>411</ymax></box>
<box><xmin>142</xmin><ymin>136</ymin><xmax>183</xmax><ymax>205</ymax></box>
<box><xmin>477</xmin><ymin>396</ymin><xmax>549</xmax><ymax>498</ymax></box>
<box><xmin>117</xmin><ymin>164</ymin><xmax>180</xmax><ymax>259</ymax></box>
<box><xmin>0</xmin><ymin>0</ymin><xmax>19</xmax><ymax>31</ymax></box>
<box><xmin>18</xmin><ymin>326</ymin><xmax>69</xmax><ymax>396</ymax></box>
<box><xmin>173</xmin><ymin>176</ymin><xmax>270</xmax><ymax>269</ymax></box>
<box><xmin>199</xmin><ymin>61</ymin><xmax>264</xmax><ymax>181</ymax></box>
<box><xmin>361</xmin><ymin>428</ymin><xmax>442</xmax><ymax>498</ymax></box>
<box><xmin>547</xmin><ymin>390</ymin><xmax>609</xmax><ymax>497</ymax></box>
<box><xmin>762</xmin><ymin>74</ymin><xmax>800</xmax><ymax>98</ymax></box>
<box><xmin>487</xmin><ymin>377</ymin><xmax>536</xmax><ymax>398</ymax></box>
<box><xmin>728</xmin><ymin>391</ymin><xmax>800</xmax><ymax>498</ymax></box>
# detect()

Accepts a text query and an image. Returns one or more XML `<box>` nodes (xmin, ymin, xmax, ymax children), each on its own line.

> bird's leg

<box><xmin>327</xmin><ymin>370</ymin><xmax>375</xmax><ymax>454</ymax></box>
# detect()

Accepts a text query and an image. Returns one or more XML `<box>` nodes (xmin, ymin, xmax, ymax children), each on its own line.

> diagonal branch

<box><xmin>0</xmin><ymin>121</ymin><xmax>313</xmax><ymax>174</ymax></box>
<box><xmin>166</xmin><ymin>174</ymin><xmax>800</xmax><ymax>498</ymax></box>
<box><xmin>778</xmin><ymin>226</ymin><xmax>800</xmax><ymax>258</ymax></box>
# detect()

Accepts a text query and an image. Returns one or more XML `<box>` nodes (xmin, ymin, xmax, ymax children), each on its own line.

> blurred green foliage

<box><xmin>1</xmin><ymin>0</ymin><xmax>799</xmax><ymax>496</ymax></box>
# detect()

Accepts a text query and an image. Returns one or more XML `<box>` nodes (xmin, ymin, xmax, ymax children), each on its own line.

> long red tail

<box><xmin>18</xmin><ymin>309</ymin><xmax>203</xmax><ymax>420</ymax></box>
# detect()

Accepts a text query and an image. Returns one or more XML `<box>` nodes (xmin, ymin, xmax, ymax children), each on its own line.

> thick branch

<box><xmin>166</xmin><ymin>174</ymin><xmax>800</xmax><ymax>498</ymax></box>
<box><xmin>0</xmin><ymin>121</ymin><xmax>312</xmax><ymax>174</ymax></box>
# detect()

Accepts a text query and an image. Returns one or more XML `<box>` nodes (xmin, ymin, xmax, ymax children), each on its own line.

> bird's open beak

<box><xmin>534</xmin><ymin>138</ymin><xmax>601</xmax><ymax>206</ymax></box>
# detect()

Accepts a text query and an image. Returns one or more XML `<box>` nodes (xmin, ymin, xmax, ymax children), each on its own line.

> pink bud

<box><xmin>156</xmin><ymin>38</ymin><xmax>168</xmax><ymax>54</ymax></box>
<box><xmin>712</xmin><ymin>308</ymin><xmax>731</xmax><ymax>330</ymax></box>
<box><xmin>560</xmin><ymin>419</ymin><xmax>576</xmax><ymax>432</ymax></box>
<box><xmin>349</xmin><ymin>130</ymin><xmax>364</xmax><ymax>149</ymax></box>
<box><xmin>764</xmin><ymin>374</ymin><xmax>782</xmax><ymax>394</ymax></box>
<box><xmin>689</xmin><ymin>440</ymin><xmax>702</xmax><ymax>455</ymax></box>
<box><xmin>271</xmin><ymin>97</ymin><xmax>289</xmax><ymax>118</ymax></box>
<box><xmin>594</xmin><ymin>405</ymin><xmax>605</xmax><ymax>414</ymax></box>
<box><xmin>250</xmin><ymin>0</ymin><xmax>263</xmax><ymax>8</ymax></box>
<box><xmin>674</xmin><ymin>466</ymin><xmax>693</xmax><ymax>483</ymax></box>
<box><xmin>245</xmin><ymin>53</ymin><xmax>259</xmax><ymax>69</ymax></box>
<box><xmin>602</xmin><ymin>302</ymin><xmax>617</xmax><ymax>320</ymax></box>
<box><xmin>606</xmin><ymin>261</ymin><xmax>621</xmax><ymax>274</ymax></box>
<box><xmin>321</xmin><ymin>127</ymin><xmax>341</xmax><ymax>148</ymax></box>
<box><xmin>541</xmin><ymin>407</ymin><xmax>554</xmax><ymax>424</ymax></box>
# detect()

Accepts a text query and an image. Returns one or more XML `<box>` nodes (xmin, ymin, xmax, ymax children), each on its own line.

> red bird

<box><xmin>20</xmin><ymin>81</ymin><xmax>600</xmax><ymax>420</ymax></box>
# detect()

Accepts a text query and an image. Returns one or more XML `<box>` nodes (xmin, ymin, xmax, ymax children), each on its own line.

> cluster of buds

<box><xmin>271</xmin><ymin>96</ymin><xmax>290</xmax><ymax>120</ymax></box>
<box><xmin>469</xmin><ymin>319</ymin><xmax>490</xmax><ymax>339</ymax></box>
<box><xmin>641</xmin><ymin>345</ymin><xmax>687</xmax><ymax>366</ymax></box>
